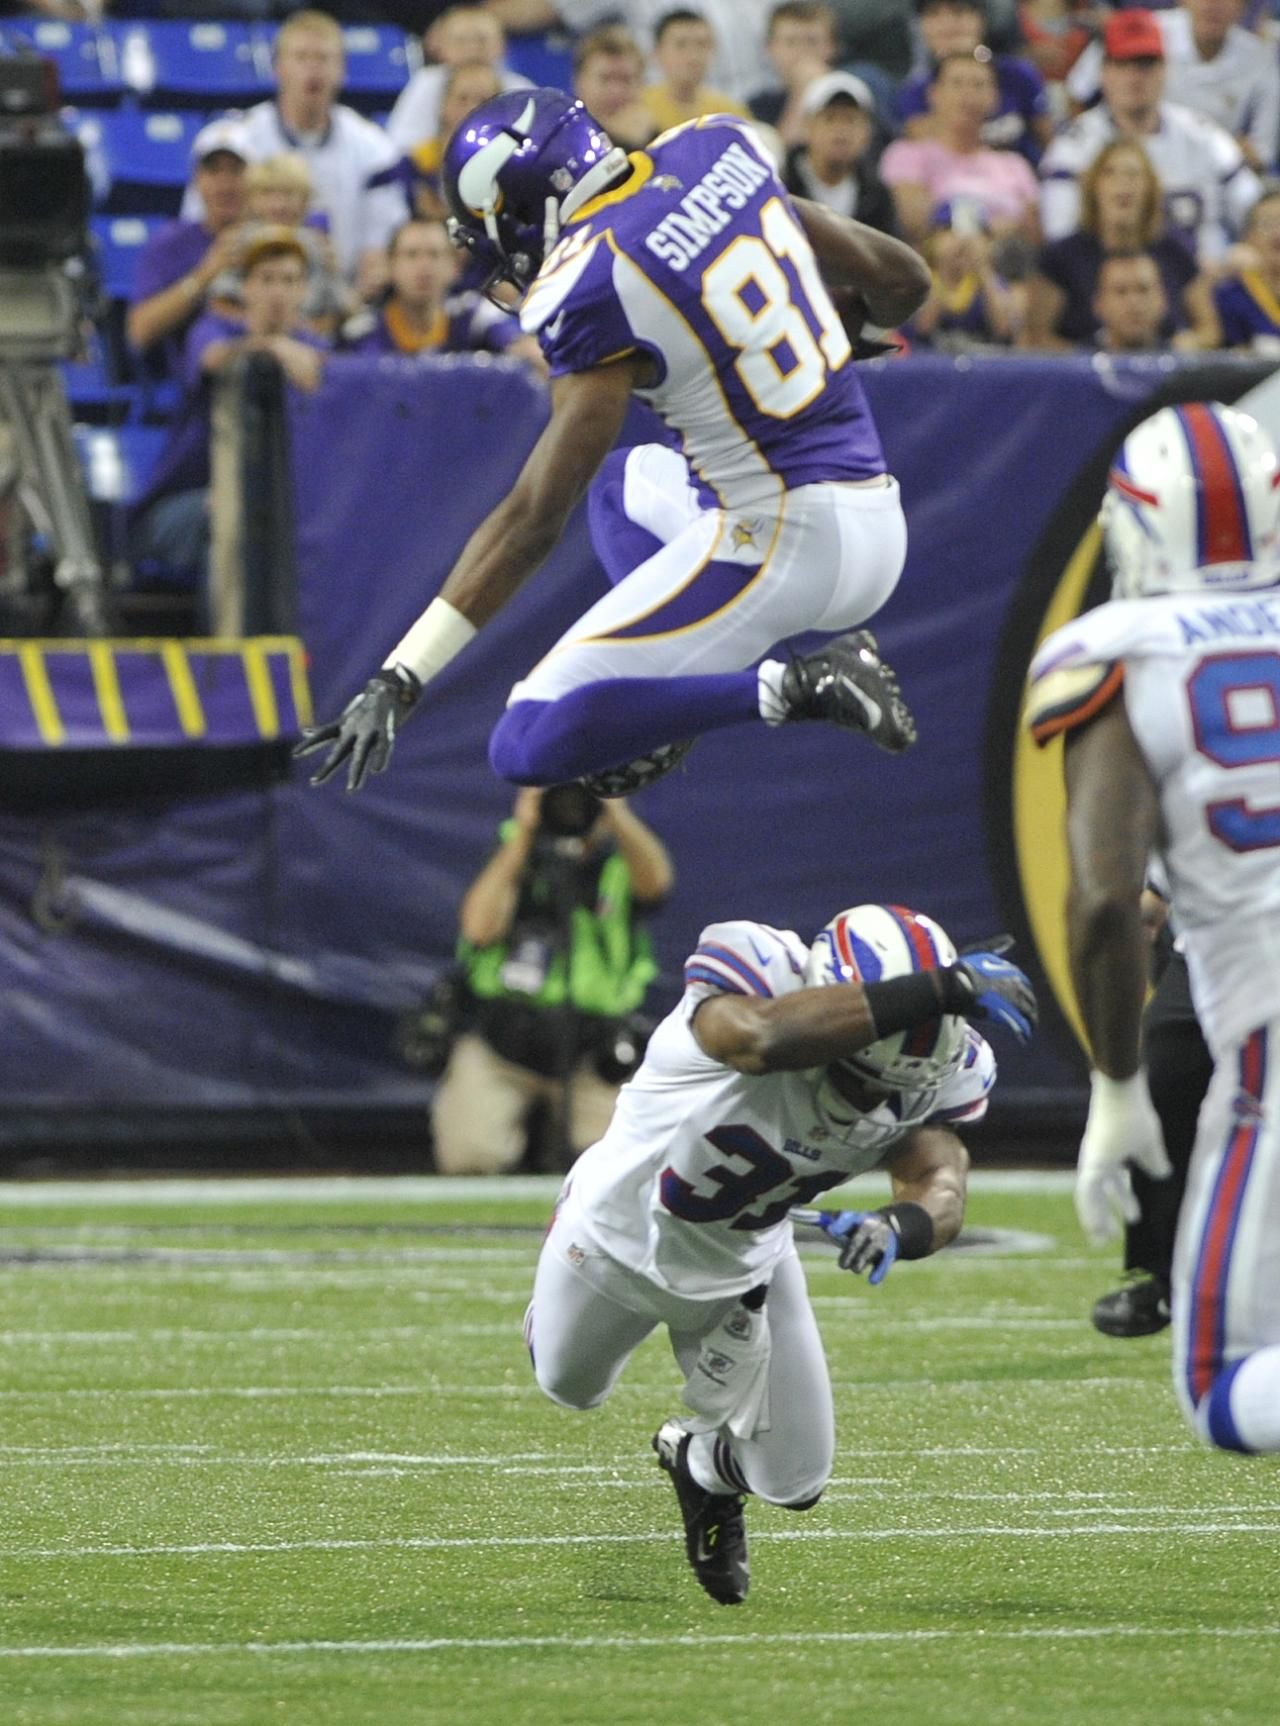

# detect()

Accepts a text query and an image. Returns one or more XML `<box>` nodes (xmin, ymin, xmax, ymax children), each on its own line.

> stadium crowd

<box><xmin>7</xmin><ymin>0</ymin><xmax>1280</xmax><ymax>612</ymax></box>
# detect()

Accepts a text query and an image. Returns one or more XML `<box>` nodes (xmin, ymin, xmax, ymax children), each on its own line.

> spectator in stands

<box><xmin>238</xmin><ymin>10</ymin><xmax>407</xmax><ymax>296</ymax></box>
<box><xmin>1211</xmin><ymin>188</ymin><xmax>1280</xmax><ymax>351</ymax></box>
<box><xmin>408</xmin><ymin>59</ymin><xmax>505</xmax><ymax>217</ymax></box>
<box><xmin>129</xmin><ymin>232</ymin><xmax>327</xmax><ymax>625</ymax></box>
<box><xmin>897</xmin><ymin>0</ymin><xmax>1052</xmax><ymax>165</ymax></box>
<box><xmin>782</xmin><ymin>71</ymin><xmax>896</xmax><ymax>230</ymax></box>
<box><xmin>341</xmin><ymin>214</ymin><xmax>546</xmax><ymax>368</ymax></box>
<box><xmin>748</xmin><ymin>2</ymin><xmax>839</xmax><ymax>148</ymax></box>
<box><xmin>1017</xmin><ymin>0</ymin><xmax>1093</xmax><ymax>89</ymax></box>
<box><xmin>642</xmin><ymin>8</ymin><xmax>750</xmax><ymax>133</ymax></box>
<box><xmin>431</xmin><ymin>782</ymin><xmax>672</xmax><ymax>1176</ymax></box>
<box><xmin>1038</xmin><ymin>9</ymin><xmax>1262</xmax><ymax>263</ymax></box>
<box><xmin>573</xmin><ymin>26</ymin><xmax>658</xmax><ymax>152</ymax></box>
<box><xmin>906</xmin><ymin>198</ymin><xmax>1021</xmax><ymax>347</ymax></box>
<box><xmin>210</xmin><ymin>154</ymin><xmax>359</xmax><ymax>338</ymax></box>
<box><xmin>1023</xmin><ymin>138</ymin><xmax>1214</xmax><ymax>349</ymax></box>
<box><xmin>486</xmin><ymin>2</ymin><xmax>776</xmax><ymax>107</ymax></box>
<box><xmin>880</xmin><ymin>50</ymin><xmax>1040</xmax><ymax>248</ymax></box>
<box><xmin>127</xmin><ymin>119</ymin><xmax>250</xmax><ymax>385</ymax></box>
<box><xmin>1066</xmin><ymin>0</ymin><xmax>1280</xmax><ymax>174</ymax></box>
<box><xmin>825</xmin><ymin>0</ymin><xmax>916</xmax><ymax>86</ymax></box>
<box><xmin>387</xmin><ymin>4</ymin><xmax>531</xmax><ymax>155</ymax></box>
<box><xmin>1090</xmin><ymin>249</ymin><xmax>1168</xmax><ymax>353</ymax></box>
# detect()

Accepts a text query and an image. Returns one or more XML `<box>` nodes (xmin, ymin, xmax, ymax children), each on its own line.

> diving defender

<box><xmin>299</xmin><ymin>89</ymin><xmax>930</xmax><ymax>795</ymax></box>
<box><xmin>527</xmin><ymin>903</ymin><xmax>1036</xmax><ymax>1604</ymax></box>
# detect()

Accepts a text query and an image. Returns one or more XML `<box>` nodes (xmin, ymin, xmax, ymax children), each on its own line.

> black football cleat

<box><xmin>652</xmin><ymin>1419</ymin><xmax>749</xmax><ymax>1606</ymax></box>
<box><xmin>1091</xmin><ymin>1274</ymin><xmax>1171</xmax><ymax>1338</ymax></box>
<box><xmin>581</xmin><ymin>738</ymin><xmax>696</xmax><ymax>799</ymax></box>
<box><xmin>779</xmin><ymin>629</ymin><xmax>916</xmax><ymax>753</ymax></box>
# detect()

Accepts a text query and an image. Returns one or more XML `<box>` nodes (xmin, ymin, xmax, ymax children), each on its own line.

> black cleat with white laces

<box><xmin>779</xmin><ymin>628</ymin><xmax>916</xmax><ymax>753</ymax></box>
<box><xmin>652</xmin><ymin>1419</ymin><xmax>749</xmax><ymax>1606</ymax></box>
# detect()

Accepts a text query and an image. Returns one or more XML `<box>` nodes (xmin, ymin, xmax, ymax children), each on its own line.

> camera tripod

<box><xmin>0</xmin><ymin>264</ymin><xmax>114</xmax><ymax>637</ymax></box>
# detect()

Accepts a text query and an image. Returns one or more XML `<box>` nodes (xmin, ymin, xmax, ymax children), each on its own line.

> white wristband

<box><xmin>1088</xmin><ymin>1069</ymin><xmax>1147</xmax><ymax>1127</ymax></box>
<box><xmin>383</xmin><ymin>597</ymin><xmax>477</xmax><ymax>687</ymax></box>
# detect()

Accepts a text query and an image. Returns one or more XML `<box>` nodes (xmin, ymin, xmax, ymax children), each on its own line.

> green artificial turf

<box><xmin>1</xmin><ymin>1173</ymin><xmax>1276</xmax><ymax>1726</ymax></box>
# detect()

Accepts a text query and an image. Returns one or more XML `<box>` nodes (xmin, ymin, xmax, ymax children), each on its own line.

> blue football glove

<box><xmin>948</xmin><ymin>941</ymin><xmax>1038</xmax><ymax>1045</ymax></box>
<box><xmin>815</xmin><ymin>1210</ymin><xmax>900</xmax><ymax>1285</ymax></box>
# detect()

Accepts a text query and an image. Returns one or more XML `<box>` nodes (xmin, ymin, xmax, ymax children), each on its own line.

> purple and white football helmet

<box><xmin>443</xmin><ymin>88</ymin><xmax>630</xmax><ymax>291</ymax></box>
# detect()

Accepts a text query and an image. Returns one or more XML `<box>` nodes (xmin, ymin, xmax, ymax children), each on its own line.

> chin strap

<box><xmin>542</xmin><ymin>194</ymin><xmax>561</xmax><ymax>260</ymax></box>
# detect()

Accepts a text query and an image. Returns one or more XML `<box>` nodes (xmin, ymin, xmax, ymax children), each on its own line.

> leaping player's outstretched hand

<box><xmin>294</xmin><ymin>667</ymin><xmax>422</xmax><ymax>791</ymax></box>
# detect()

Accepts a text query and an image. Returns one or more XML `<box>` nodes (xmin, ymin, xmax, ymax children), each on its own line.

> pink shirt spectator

<box><xmin>879</xmin><ymin>138</ymin><xmax>1040</xmax><ymax>230</ymax></box>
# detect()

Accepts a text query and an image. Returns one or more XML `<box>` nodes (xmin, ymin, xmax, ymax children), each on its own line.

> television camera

<box><xmin>0</xmin><ymin>51</ymin><xmax>111</xmax><ymax>635</ymax></box>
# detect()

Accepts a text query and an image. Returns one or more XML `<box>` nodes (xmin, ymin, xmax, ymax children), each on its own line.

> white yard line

<box><xmin>0</xmin><ymin>1624</ymin><xmax>1276</xmax><ymax>1659</ymax></box>
<box><xmin>0</xmin><ymin>1441</ymin><xmax>1195</xmax><ymax>1466</ymax></box>
<box><xmin>7</xmin><ymin>1522</ymin><xmax>1280</xmax><ymax>1562</ymax></box>
<box><xmin>0</xmin><ymin>1317</ymin><xmax>1090</xmax><ymax>1345</ymax></box>
<box><xmin>0</xmin><ymin>1171</ymin><xmax>1077</xmax><ymax>1207</ymax></box>
<box><xmin>0</xmin><ymin>1374</ymin><xmax>1164</xmax><ymax>1401</ymax></box>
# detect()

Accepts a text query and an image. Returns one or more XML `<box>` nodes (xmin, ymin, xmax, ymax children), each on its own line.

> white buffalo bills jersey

<box><xmin>1028</xmin><ymin>591</ymin><xmax>1280</xmax><ymax>1055</ymax></box>
<box><xmin>1039</xmin><ymin>101</ymin><xmax>1260</xmax><ymax>260</ymax></box>
<box><xmin>519</xmin><ymin>117</ymin><xmax>886</xmax><ymax>513</ymax></box>
<box><xmin>566</xmin><ymin>919</ymin><xmax>995</xmax><ymax>1297</ymax></box>
<box><xmin>1066</xmin><ymin>15</ymin><xmax>1280</xmax><ymax>173</ymax></box>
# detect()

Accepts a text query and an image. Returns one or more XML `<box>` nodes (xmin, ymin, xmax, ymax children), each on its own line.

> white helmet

<box><xmin>804</xmin><ymin>903</ymin><xmax>968</xmax><ymax>1101</ymax></box>
<box><xmin>1102</xmin><ymin>402</ymin><xmax>1280</xmax><ymax>599</ymax></box>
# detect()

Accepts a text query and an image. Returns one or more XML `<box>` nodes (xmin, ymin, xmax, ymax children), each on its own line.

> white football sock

<box><xmin>757</xmin><ymin>659</ymin><xmax>789</xmax><ymax>726</ymax></box>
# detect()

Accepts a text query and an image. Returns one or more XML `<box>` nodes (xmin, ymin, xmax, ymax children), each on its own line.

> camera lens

<box><xmin>539</xmin><ymin>783</ymin><xmax>602</xmax><ymax>839</ymax></box>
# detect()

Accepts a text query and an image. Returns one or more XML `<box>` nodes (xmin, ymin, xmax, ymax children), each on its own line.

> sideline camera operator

<box><xmin>430</xmin><ymin>782</ymin><xmax>674</xmax><ymax>1176</ymax></box>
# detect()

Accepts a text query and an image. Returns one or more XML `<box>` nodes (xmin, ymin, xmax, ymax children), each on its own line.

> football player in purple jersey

<box><xmin>299</xmin><ymin>89</ymin><xmax>930</xmax><ymax>796</ymax></box>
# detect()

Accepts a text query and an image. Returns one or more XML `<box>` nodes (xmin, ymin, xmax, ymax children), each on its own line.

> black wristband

<box><xmin>861</xmin><ymin>971</ymin><xmax>947</xmax><ymax>1040</ymax></box>
<box><xmin>880</xmin><ymin>1201</ymin><xmax>934</xmax><ymax>1260</ymax></box>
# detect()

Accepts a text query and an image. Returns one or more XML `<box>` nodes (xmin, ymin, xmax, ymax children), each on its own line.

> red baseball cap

<box><xmin>1103</xmin><ymin>9</ymin><xmax>1165</xmax><ymax>61</ymax></box>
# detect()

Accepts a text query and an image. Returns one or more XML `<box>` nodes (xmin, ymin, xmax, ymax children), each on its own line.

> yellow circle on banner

<box><xmin>1009</xmin><ymin>518</ymin><xmax>1103</xmax><ymax>1058</ymax></box>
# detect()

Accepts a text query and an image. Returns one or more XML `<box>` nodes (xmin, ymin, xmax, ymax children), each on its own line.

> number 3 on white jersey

<box><xmin>702</xmin><ymin>196</ymin><xmax>853</xmax><ymax>420</ymax></box>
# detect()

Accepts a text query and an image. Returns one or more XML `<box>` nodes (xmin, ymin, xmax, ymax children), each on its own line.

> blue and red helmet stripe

<box><xmin>1174</xmin><ymin>402</ymin><xmax>1253</xmax><ymax>567</ymax></box>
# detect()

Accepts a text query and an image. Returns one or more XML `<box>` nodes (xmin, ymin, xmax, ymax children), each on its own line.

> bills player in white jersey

<box><xmin>526</xmin><ymin>903</ymin><xmax>1037</xmax><ymax>1604</ymax></box>
<box><xmin>1025</xmin><ymin>400</ymin><xmax>1280</xmax><ymax>1457</ymax></box>
<box><xmin>298</xmin><ymin>89</ymin><xmax>930</xmax><ymax>798</ymax></box>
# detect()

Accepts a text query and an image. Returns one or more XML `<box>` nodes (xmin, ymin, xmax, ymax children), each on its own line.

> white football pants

<box><xmin>1172</xmin><ymin>1019</ymin><xmax>1280</xmax><ymax>1452</ymax></box>
<box><xmin>526</xmin><ymin>1181</ymin><xmax>835</xmax><ymax>1506</ymax></box>
<box><xmin>510</xmin><ymin>444</ymin><xmax>906</xmax><ymax>703</ymax></box>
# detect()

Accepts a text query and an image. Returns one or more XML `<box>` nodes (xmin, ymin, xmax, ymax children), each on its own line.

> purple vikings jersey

<box><xmin>1213</xmin><ymin>273</ymin><xmax>1280</xmax><ymax>350</ymax></box>
<box><xmin>519</xmin><ymin>118</ymin><xmax>886</xmax><ymax>511</ymax></box>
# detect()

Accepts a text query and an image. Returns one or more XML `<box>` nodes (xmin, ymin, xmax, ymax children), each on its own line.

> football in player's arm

<box><xmin>527</xmin><ymin>903</ymin><xmax>1037</xmax><ymax>1606</ymax></box>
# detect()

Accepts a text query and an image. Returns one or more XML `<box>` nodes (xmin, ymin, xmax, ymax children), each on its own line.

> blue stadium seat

<box><xmin>91</xmin><ymin>214</ymin><xmax>166</xmax><ymax>303</ymax></box>
<box><xmin>87</xmin><ymin>109</ymin><xmax>202</xmax><ymax>216</ymax></box>
<box><xmin>61</xmin><ymin>347</ymin><xmax>135</xmax><ymax>423</ymax></box>
<box><xmin>503</xmin><ymin>30</ymin><xmax>574</xmax><ymax>96</ymax></box>
<box><xmin>335</xmin><ymin>25</ymin><xmax>417</xmax><ymax>113</ymax></box>
<box><xmin>0</xmin><ymin>20</ymin><xmax>125</xmax><ymax>106</ymax></box>
<box><xmin>108</xmin><ymin>20</ymin><xmax>271</xmax><ymax>107</ymax></box>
